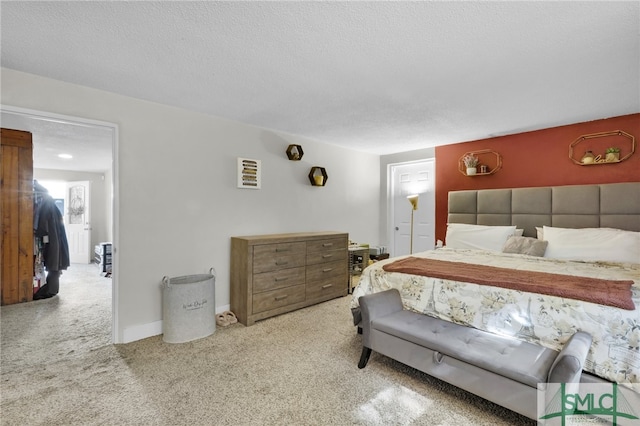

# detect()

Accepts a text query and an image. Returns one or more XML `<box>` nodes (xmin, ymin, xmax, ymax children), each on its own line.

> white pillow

<box><xmin>536</xmin><ymin>227</ymin><xmax>544</xmax><ymax>239</ymax></box>
<box><xmin>543</xmin><ymin>226</ymin><xmax>640</xmax><ymax>264</ymax></box>
<box><xmin>445</xmin><ymin>223</ymin><xmax>517</xmax><ymax>252</ymax></box>
<box><xmin>515</xmin><ymin>228</ymin><xmax>524</xmax><ymax>237</ymax></box>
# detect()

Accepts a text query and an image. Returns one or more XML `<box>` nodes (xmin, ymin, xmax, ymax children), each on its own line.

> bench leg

<box><xmin>358</xmin><ymin>347</ymin><xmax>372</xmax><ymax>369</ymax></box>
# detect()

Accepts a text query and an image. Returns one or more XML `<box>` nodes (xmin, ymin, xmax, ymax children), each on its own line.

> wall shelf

<box><xmin>286</xmin><ymin>144</ymin><xmax>304</xmax><ymax>161</ymax></box>
<box><xmin>458</xmin><ymin>149</ymin><xmax>502</xmax><ymax>176</ymax></box>
<box><xmin>308</xmin><ymin>167</ymin><xmax>328</xmax><ymax>186</ymax></box>
<box><xmin>569</xmin><ymin>130</ymin><xmax>635</xmax><ymax>165</ymax></box>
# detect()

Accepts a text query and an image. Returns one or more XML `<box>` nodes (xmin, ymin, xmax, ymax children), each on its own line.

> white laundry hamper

<box><xmin>161</xmin><ymin>268</ymin><xmax>216</xmax><ymax>343</ymax></box>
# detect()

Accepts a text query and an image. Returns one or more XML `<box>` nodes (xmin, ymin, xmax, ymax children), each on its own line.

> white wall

<box><xmin>2</xmin><ymin>68</ymin><xmax>381</xmax><ymax>342</ymax></box>
<box><xmin>34</xmin><ymin>168</ymin><xmax>111</xmax><ymax>251</ymax></box>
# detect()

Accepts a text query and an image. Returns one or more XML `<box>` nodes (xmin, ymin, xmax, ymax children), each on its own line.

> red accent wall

<box><xmin>434</xmin><ymin>113</ymin><xmax>640</xmax><ymax>241</ymax></box>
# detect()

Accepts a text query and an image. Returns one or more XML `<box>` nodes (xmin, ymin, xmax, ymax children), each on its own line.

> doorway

<box><xmin>0</xmin><ymin>105</ymin><xmax>119</xmax><ymax>343</ymax></box>
<box><xmin>389</xmin><ymin>159</ymin><xmax>435</xmax><ymax>257</ymax></box>
<box><xmin>35</xmin><ymin>179</ymin><xmax>92</xmax><ymax>264</ymax></box>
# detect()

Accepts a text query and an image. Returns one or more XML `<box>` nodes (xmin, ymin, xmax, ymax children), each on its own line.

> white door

<box><xmin>390</xmin><ymin>160</ymin><xmax>435</xmax><ymax>257</ymax></box>
<box><xmin>65</xmin><ymin>181</ymin><xmax>91</xmax><ymax>264</ymax></box>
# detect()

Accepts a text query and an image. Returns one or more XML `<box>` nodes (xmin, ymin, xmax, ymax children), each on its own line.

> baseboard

<box><xmin>122</xmin><ymin>320</ymin><xmax>163</xmax><ymax>343</ymax></box>
<box><xmin>121</xmin><ymin>304</ymin><xmax>232</xmax><ymax>343</ymax></box>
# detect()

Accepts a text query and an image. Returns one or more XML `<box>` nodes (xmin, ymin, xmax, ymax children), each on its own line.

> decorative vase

<box><xmin>581</xmin><ymin>150</ymin><xmax>595</xmax><ymax>164</ymax></box>
<box><xmin>466</xmin><ymin>167</ymin><xmax>477</xmax><ymax>176</ymax></box>
<box><xmin>605</xmin><ymin>152</ymin><xmax>620</xmax><ymax>162</ymax></box>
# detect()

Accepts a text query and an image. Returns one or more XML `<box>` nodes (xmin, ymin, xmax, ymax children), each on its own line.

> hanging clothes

<box><xmin>33</xmin><ymin>181</ymin><xmax>70</xmax><ymax>299</ymax></box>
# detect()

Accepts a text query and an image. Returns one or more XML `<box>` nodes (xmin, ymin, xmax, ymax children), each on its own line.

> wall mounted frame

<box><xmin>237</xmin><ymin>157</ymin><xmax>261</xmax><ymax>189</ymax></box>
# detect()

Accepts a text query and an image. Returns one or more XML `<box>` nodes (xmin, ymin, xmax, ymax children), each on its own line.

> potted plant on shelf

<box><xmin>463</xmin><ymin>154</ymin><xmax>479</xmax><ymax>175</ymax></box>
<box><xmin>605</xmin><ymin>147</ymin><xmax>620</xmax><ymax>162</ymax></box>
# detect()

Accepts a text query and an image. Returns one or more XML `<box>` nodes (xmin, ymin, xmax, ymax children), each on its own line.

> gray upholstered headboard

<box><xmin>447</xmin><ymin>182</ymin><xmax>640</xmax><ymax>238</ymax></box>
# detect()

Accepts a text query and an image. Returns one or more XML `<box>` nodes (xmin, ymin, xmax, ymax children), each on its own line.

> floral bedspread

<box><xmin>351</xmin><ymin>248</ymin><xmax>640</xmax><ymax>391</ymax></box>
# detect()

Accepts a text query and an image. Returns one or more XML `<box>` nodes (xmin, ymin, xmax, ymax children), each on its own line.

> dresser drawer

<box><xmin>253</xmin><ymin>242</ymin><xmax>306</xmax><ymax>273</ymax></box>
<box><xmin>305</xmin><ymin>278</ymin><xmax>345</xmax><ymax>300</ymax></box>
<box><xmin>252</xmin><ymin>284</ymin><xmax>305</xmax><ymax>314</ymax></box>
<box><xmin>253</xmin><ymin>267</ymin><xmax>305</xmax><ymax>293</ymax></box>
<box><xmin>306</xmin><ymin>237</ymin><xmax>346</xmax><ymax>254</ymax></box>
<box><xmin>306</xmin><ymin>260</ymin><xmax>347</xmax><ymax>283</ymax></box>
<box><xmin>306</xmin><ymin>250</ymin><xmax>345</xmax><ymax>265</ymax></box>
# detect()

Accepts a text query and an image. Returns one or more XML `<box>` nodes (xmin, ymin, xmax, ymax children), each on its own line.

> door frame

<box><xmin>1</xmin><ymin>104</ymin><xmax>120</xmax><ymax>344</ymax></box>
<box><xmin>388</xmin><ymin>158</ymin><xmax>436</xmax><ymax>257</ymax></box>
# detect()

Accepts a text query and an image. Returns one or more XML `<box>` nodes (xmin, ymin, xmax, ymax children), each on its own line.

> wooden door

<box><xmin>1</xmin><ymin>128</ymin><xmax>34</xmax><ymax>305</ymax></box>
<box><xmin>65</xmin><ymin>180</ymin><xmax>92</xmax><ymax>263</ymax></box>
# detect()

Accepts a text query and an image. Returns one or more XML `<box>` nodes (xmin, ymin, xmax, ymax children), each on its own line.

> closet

<box><xmin>1</xmin><ymin>128</ymin><xmax>34</xmax><ymax>305</ymax></box>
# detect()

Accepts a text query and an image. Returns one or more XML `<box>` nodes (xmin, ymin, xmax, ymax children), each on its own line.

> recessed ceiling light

<box><xmin>58</xmin><ymin>153</ymin><xmax>73</xmax><ymax>159</ymax></box>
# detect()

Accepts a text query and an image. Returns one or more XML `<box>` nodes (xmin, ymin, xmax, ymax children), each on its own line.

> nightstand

<box><xmin>348</xmin><ymin>246</ymin><xmax>369</xmax><ymax>294</ymax></box>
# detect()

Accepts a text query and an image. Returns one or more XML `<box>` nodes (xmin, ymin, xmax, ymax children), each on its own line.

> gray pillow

<box><xmin>502</xmin><ymin>236</ymin><xmax>548</xmax><ymax>257</ymax></box>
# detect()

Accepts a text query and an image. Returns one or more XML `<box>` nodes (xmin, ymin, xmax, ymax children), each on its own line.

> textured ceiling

<box><xmin>1</xmin><ymin>1</ymin><xmax>639</xmax><ymax>171</ymax></box>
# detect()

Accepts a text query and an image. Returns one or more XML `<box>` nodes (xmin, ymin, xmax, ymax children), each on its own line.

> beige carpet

<box><xmin>1</xmin><ymin>263</ymin><xmax>533</xmax><ymax>425</ymax></box>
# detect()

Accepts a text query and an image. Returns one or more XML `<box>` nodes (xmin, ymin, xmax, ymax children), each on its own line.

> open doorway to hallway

<box><xmin>1</xmin><ymin>105</ymin><xmax>119</xmax><ymax>343</ymax></box>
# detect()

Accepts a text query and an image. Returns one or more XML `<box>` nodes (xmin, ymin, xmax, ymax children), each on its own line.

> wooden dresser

<box><xmin>231</xmin><ymin>232</ymin><xmax>348</xmax><ymax>326</ymax></box>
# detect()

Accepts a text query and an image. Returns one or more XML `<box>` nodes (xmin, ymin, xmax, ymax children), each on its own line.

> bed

<box><xmin>351</xmin><ymin>182</ymin><xmax>640</xmax><ymax>393</ymax></box>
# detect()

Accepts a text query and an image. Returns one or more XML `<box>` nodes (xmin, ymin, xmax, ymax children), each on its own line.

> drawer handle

<box><xmin>275</xmin><ymin>261</ymin><xmax>289</xmax><ymax>266</ymax></box>
<box><xmin>322</xmin><ymin>284</ymin><xmax>333</xmax><ymax>289</ymax></box>
<box><xmin>322</xmin><ymin>243</ymin><xmax>333</xmax><ymax>247</ymax></box>
<box><xmin>275</xmin><ymin>248</ymin><xmax>290</xmax><ymax>252</ymax></box>
<box><xmin>275</xmin><ymin>295</ymin><xmax>288</xmax><ymax>301</ymax></box>
<box><xmin>322</xmin><ymin>268</ymin><xmax>333</xmax><ymax>273</ymax></box>
<box><xmin>322</xmin><ymin>254</ymin><xmax>333</xmax><ymax>258</ymax></box>
<box><xmin>274</xmin><ymin>277</ymin><xmax>288</xmax><ymax>282</ymax></box>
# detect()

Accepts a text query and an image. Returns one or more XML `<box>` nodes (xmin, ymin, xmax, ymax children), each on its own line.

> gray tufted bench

<box><xmin>357</xmin><ymin>289</ymin><xmax>592</xmax><ymax>420</ymax></box>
